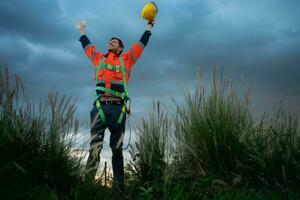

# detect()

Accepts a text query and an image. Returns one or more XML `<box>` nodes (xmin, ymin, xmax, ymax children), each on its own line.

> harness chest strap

<box><xmin>95</xmin><ymin>57</ymin><xmax>106</xmax><ymax>79</ymax></box>
<box><xmin>95</xmin><ymin>57</ymin><xmax>130</xmax><ymax>77</ymax></box>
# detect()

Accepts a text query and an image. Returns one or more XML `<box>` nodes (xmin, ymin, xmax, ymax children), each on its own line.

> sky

<box><xmin>1</xmin><ymin>0</ymin><xmax>300</xmax><ymax>169</ymax></box>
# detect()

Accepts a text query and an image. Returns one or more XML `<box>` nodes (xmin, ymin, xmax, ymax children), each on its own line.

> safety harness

<box><xmin>94</xmin><ymin>56</ymin><xmax>130</xmax><ymax>124</ymax></box>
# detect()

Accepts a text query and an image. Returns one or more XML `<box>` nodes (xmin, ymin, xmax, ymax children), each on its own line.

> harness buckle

<box><xmin>121</xmin><ymin>93</ymin><xmax>126</xmax><ymax>99</ymax></box>
<box><xmin>107</xmin><ymin>64</ymin><xmax>113</xmax><ymax>70</ymax></box>
<box><xmin>96</xmin><ymin>100</ymin><xmax>101</xmax><ymax>108</ymax></box>
<box><xmin>122</xmin><ymin>105</ymin><xmax>126</xmax><ymax>113</ymax></box>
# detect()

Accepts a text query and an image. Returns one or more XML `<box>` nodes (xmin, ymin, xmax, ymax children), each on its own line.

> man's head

<box><xmin>107</xmin><ymin>37</ymin><xmax>124</xmax><ymax>56</ymax></box>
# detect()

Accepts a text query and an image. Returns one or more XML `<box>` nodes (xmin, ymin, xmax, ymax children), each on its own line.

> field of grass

<box><xmin>0</xmin><ymin>66</ymin><xmax>299</xmax><ymax>199</ymax></box>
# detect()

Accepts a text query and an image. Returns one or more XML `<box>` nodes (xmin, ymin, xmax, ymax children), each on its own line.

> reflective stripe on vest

<box><xmin>95</xmin><ymin>57</ymin><xmax>130</xmax><ymax>80</ymax></box>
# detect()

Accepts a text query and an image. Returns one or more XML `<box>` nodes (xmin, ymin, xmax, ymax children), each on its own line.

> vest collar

<box><xmin>105</xmin><ymin>52</ymin><xmax>120</xmax><ymax>58</ymax></box>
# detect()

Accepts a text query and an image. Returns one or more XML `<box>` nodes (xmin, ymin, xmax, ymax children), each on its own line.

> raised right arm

<box><xmin>78</xmin><ymin>22</ymin><xmax>104</xmax><ymax>67</ymax></box>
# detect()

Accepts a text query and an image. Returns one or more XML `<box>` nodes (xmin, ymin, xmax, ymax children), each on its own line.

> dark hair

<box><xmin>110</xmin><ymin>37</ymin><xmax>124</xmax><ymax>49</ymax></box>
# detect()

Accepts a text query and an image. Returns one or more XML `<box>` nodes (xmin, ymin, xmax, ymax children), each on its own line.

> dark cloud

<box><xmin>0</xmin><ymin>0</ymin><xmax>74</xmax><ymax>45</ymax></box>
<box><xmin>1</xmin><ymin>0</ymin><xmax>299</xmax><ymax>125</ymax></box>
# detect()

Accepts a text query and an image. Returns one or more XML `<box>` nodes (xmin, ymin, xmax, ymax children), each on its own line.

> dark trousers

<box><xmin>85</xmin><ymin>102</ymin><xmax>126</xmax><ymax>189</ymax></box>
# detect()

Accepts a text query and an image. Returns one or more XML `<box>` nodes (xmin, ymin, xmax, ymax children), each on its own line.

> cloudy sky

<box><xmin>1</xmin><ymin>0</ymin><xmax>300</xmax><ymax>168</ymax></box>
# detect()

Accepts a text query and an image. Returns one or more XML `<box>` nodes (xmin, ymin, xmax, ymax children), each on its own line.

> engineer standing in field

<box><xmin>77</xmin><ymin>18</ymin><xmax>155</xmax><ymax>191</ymax></box>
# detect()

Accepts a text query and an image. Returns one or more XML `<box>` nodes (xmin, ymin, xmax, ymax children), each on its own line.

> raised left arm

<box><xmin>123</xmin><ymin>19</ymin><xmax>155</xmax><ymax>67</ymax></box>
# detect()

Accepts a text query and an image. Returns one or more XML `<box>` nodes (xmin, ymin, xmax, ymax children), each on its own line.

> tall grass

<box><xmin>1</xmin><ymin>63</ymin><xmax>299</xmax><ymax>199</ymax></box>
<box><xmin>0</xmin><ymin>65</ymin><xmax>80</xmax><ymax>199</ymax></box>
<box><xmin>128</xmin><ymin>68</ymin><xmax>300</xmax><ymax>199</ymax></box>
<box><xmin>173</xmin><ymin>69</ymin><xmax>253</xmax><ymax>184</ymax></box>
<box><xmin>244</xmin><ymin>108</ymin><xmax>300</xmax><ymax>189</ymax></box>
<box><xmin>126</xmin><ymin>101</ymin><xmax>172</xmax><ymax>198</ymax></box>
<box><xmin>0</xmin><ymin>65</ymin><xmax>111</xmax><ymax>200</ymax></box>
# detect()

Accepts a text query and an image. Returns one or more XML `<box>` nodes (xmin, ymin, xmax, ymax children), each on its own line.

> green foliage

<box><xmin>126</xmin><ymin>101</ymin><xmax>172</xmax><ymax>199</ymax></box>
<box><xmin>243</xmin><ymin>108</ymin><xmax>300</xmax><ymax>188</ymax></box>
<box><xmin>173</xmin><ymin>69</ymin><xmax>253</xmax><ymax>184</ymax></box>
<box><xmin>169</xmin><ymin>69</ymin><xmax>300</xmax><ymax>192</ymax></box>
<box><xmin>0</xmin><ymin>65</ymin><xmax>107</xmax><ymax>199</ymax></box>
<box><xmin>1</xmin><ymin>64</ymin><xmax>299</xmax><ymax>199</ymax></box>
<box><xmin>127</xmin><ymin>68</ymin><xmax>300</xmax><ymax>199</ymax></box>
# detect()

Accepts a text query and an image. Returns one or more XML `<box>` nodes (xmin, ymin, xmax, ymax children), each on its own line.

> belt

<box><xmin>100</xmin><ymin>100</ymin><xmax>123</xmax><ymax>105</ymax></box>
<box><xmin>100</xmin><ymin>96</ymin><xmax>122</xmax><ymax>101</ymax></box>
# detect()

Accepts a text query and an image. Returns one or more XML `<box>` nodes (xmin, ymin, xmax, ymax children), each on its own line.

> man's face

<box><xmin>107</xmin><ymin>39</ymin><xmax>122</xmax><ymax>55</ymax></box>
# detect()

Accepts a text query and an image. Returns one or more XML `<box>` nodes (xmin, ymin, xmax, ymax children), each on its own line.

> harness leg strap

<box><xmin>117</xmin><ymin>105</ymin><xmax>126</xmax><ymax>124</ymax></box>
<box><xmin>96</xmin><ymin>100</ymin><xmax>107</xmax><ymax>124</ymax></box>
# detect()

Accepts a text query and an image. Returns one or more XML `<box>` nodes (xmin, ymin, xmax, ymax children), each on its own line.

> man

<box><xmin>77</xmin><ymin>19</ymin><xmax>155</xmax><ymax>191</ymax></box>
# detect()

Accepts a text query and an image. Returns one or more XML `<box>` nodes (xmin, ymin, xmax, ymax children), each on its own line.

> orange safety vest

<box><xmin>84</xmin><ymin>41</ymin><xmax>145</xmax><ymax>90</ymax></box>
<box><xmin>84</xmin><ymin>40</ymin><xmax>145</xmax><ymax>124</ymax></box>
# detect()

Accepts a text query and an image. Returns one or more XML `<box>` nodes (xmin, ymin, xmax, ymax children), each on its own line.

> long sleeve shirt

<box><xmin>79</xmin><ymin>30</ymin><xmax>152</xmax><ymax>96</ymax></box>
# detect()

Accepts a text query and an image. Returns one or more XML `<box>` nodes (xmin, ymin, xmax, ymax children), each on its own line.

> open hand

<box><xmin>76</xmin><ymin>20</ymin><xmax>87</xmax><ymax>35</ymax></box>
<box><xmin>76</xmin><ymin>21</ymin><xmax>87</xmax><ymax>29</ymax></box>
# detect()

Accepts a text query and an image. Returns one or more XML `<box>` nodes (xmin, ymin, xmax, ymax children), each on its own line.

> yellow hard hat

<box><xmin>141</xmin><ymin>2</ymin><xmax>158</xmax><ymax>21</ymax></box>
